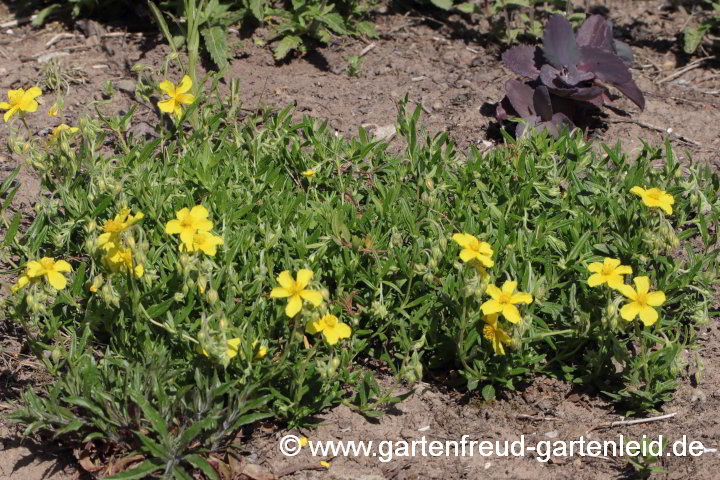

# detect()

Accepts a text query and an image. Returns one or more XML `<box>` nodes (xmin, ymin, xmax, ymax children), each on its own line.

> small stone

<box><xmin>432</xmin><ymin>101</ymin><xmax>442</xmax><ymax>111</ymax></box>
<box><xmin>691</xmin><ymin>389</ymin><xmax>707</xmax><ymax>403</ymax></box>
<box><xmin>544</xmin><ymin>430</ymin><xmax>559</xmax><ymax>439</ymax></box>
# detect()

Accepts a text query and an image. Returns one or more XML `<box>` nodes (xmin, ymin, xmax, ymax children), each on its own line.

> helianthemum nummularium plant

<box><xmin>165</xmin><ymin>205</ymin><xmax>215</xmax><ymax>252</ymax></box>
<box><xmin>270</xmin><ymin>269</ymin><xmax>324</xmax><ymax>317</ymax></box>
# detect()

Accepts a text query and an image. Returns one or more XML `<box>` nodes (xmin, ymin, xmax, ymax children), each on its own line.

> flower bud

<box><xmin>51</xmin><ymin>348</ymin><xmax>62</xmax><ymax>363</ymax></box>
<box><xmin>331</xmin><ymin>357</ymin><xmax>341</xmax><ymax>369</ymax></box>
<box><xmin>218</xmin><ymin>317</ymin><xmax>228</xmax><ymax>330</ymax></box>
<box><xmin>207</xmin><ymin>289</ymin><xmax>219</xmax><ymax>304</ymax></box>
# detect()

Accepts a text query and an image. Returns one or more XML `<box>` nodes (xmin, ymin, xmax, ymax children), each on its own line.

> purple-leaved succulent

<box><xmin>497</xmin><ymin>14</ymin><xmax>645</xmax><ymax>136</ymax></box>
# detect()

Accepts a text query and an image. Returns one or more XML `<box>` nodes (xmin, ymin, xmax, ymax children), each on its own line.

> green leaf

<box><xmin>201</xmin><ymin>26</ymin><xmax>229</xmax><ymax>69</ymax></box>
<box><xmin>455</xmin><ymin>3</ymin><xmax>476</xmax><ymax>13</ymax></box>
<box><xmin>273</xmin><ymin>35</ymin><xmax>302</xmax><ymax>60</ymax></box>
<box><xmin>430</xmin><ymin>0</ymin><xmax>454</xmax><ymax>10</ymax></box>
<box><xmin>2</xmin><ymin>211</ymin><xmax>21</xmax><ymax>248</ymax></box>
<box><xmin>32</xmin><ymin>4</ymin><xmax>63</xmax><ymax>26</ymax></box>
<box><xmin>355</xmin><ymin>21</ymin><xmax>377</xmax><ymax>38</ymax></box>
<box><xmin>249</xmin><ymin>0</ymin><xmax>265</xmax><ymax>22</ymax></box>
<box><xmin>105</xmin><ymin>460</ymin><xmax>163</xmax><ymax>480</ymax></box>
<box><xmin>481</xmin><ymin>384</ymin><xmax>496</xmax><ymax>401</ymax></box>
<box><xmin>184</xmin><ymin>454</ymin><xmax>219</xmax><ymax>480</ymax></box>
<box><xmin>148</xmin><ymin>1</ymin><xmax>179</xmax><ymax>58</ymax></box>
<box><xmin>683</xmin><ymin>24</ymin><xmax>710</xmax><ymax>54</ymax></box>
<box><xmin>135</xmin><ymin>431</ymin><xmax>170</xmax><ymax>461</ymax></box>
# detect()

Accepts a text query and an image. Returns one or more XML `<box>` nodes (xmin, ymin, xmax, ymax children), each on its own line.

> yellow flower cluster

<box><xmin>96</xmin><ymin>208</ymin><xmax>145</xmax><ymax>279</ymax></box>
<box><xmin>453</xmin><ymin>233</ymin><xmax>533</xmax><ymax>356</ymax></box>
<box><xmin>270</xmin><ymin>269</ymin><xmax>351</xmax><ymax>345</ymax></box>
<box><xmin>165</xmin><ymin>205</ymin><xmax>224</xmax><ymax>256</ymax></box>
<box><xmin>586</xmin><ymin>257</ymin><xmax>666</xmax><ymax>326</ymax></box>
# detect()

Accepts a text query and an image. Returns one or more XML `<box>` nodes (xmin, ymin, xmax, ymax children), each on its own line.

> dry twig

<box><xmin>586</xmin><ymin>412</ymin><xmax>677</xmax><ymax>434</ymax></box>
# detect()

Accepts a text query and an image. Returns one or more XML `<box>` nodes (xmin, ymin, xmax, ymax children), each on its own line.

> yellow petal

<box><xmin>276</xmin><ymin>270</ymin><xmax>294</xmax><ymax>289</ymax></box>
<box><xmin>646</xmin><ymin>291</ymin><xmax>666</xmax><ymax>307</ymax></box>
<box><xmin>306</xmin><ymin>318</ymin><xmax>324</xmax><ymax>334</ymax></box>
<box><xmin>620</xmin><ymin>302</ymin><xmax>641</xmax><ymax>321</ymax></box>
<box><xmin>485</xmin><ymin>284</ymin><xmax>502</xmax><ymax>300</ymax></box>
<box><xmin>451</xmin><ymin>233</ymin><xmax>474</xmax><ymax>248</ymax></box>
<box><xmin>189</xmin><ymin>205</ymin><xmax>209</xmax><ymax>220</ymax></box>
<box><xmin>0</xmin><ymin>102</ymin><xmax>11</xmax><ymax>109</ymax></box>
<box><xmin>502</xmin><ymin>304</ymin><xmax>522</xmax><ymax>324</ymax></box>
<box><xmin>299</xmin><ymin>289</ymin><xmax>324</xmax><ymax>306</ymax></box>
<box><xmin>176</xmin><ymin>75</ymin><xmax>193</xmax><ymax>94</ymax></box>
<box><xmin>26</xmin><ymin>261</ymin><xmax>44</xmax><ymax>277</ymax></box>
<box><xmin>176</xmin><ymin>92</ymin><xmax>195</xmax><ymax>105</ymax></box>
<box><xmin>46</xmin><ymin>270</ymin><xmax>67</xmax><ymax>290</ymax></box>
<box><xmin>615</xmin><ymin>265</ymin><xmax>632</xmax><ymax>275</ymax></box>
<box><xmin>459</xmin><ymin>249</ymin><xmax>479</xmax><ymax>263</ymax></box>
<box><xmin>135</xmin><ymin>265</ymin><xmax>144</xmax><ymax>277</ymax></box>
<box><xmin>501</xmin><ymin>280</ymin><xmax>517</xmax><ymax>295</ymax></box>
<box><xmin>630</xmin><ymin>186</ymin><xmax>645</xmax><ymax>196</ymax></box>
<box><xmin>638</xmin><ymin>306</ymin><xmax>658</xmax><ymax>326</ymax></box>
<box><xmin>165</xmin><ymin>219</ymin><xmax>182</xmax><ymax>234</ymax></box>
<box><xmin>286</xmin><ymin>294</ymin><xmax>303</xmax><ymax>317</ymax></box>
<box><xmin>158</xmin><ymin>98</ymin><xmax>176</xmax><ymax>114</ymax></box>
<box><xmin>587</xmin><ymin>262</ymin><xmax>603</xmax><ymax>273</ymax></box>
<box><xmin>617</xmin><ymin>284</ymin><xmax>636</xmax><ymax>300</ymax></box>
<box><xmin>227</xmin><ymin>338</ymin><xmax>241</xmax><ymax>359</ymax></box>
<box><xmin>510</xmin><ymin>292</ymin><xmax>532</xmax><ymax>304</ymax></box>
<box><xmin>53</xmin><ymin>260</ymin><xmax>72</xmax><ymax>272</ymax></box>
<box><xmin>158</xmin><ymin>80</ymin><xmax>175</xmax><ymax>95</ymax></box>
<box><xmin>633</xmin><ymin>276</ymin><xmax>650</xmax><ymax>295</ymax></box>
<box><xmin>270</xmin><ymin>287</ymin><xmax>292</xmax><ymax>298</ymax></box>
<box><xmin>296</xmin><ymin>269</ymin><xmax>313</xmax><ymax>289</ymax></box>
<box><xmin>587</xmin><ymin>273</ymin><xmax>605</xmax><ymax>287</ymax></box>
<box><xmin>25</xmin><ymin>86</ymin><xmax>42</xmax><ymax>99</ymax></box>
<box><xmin>480</xmin><ymin>299</ymin><xmax>502</xmax><ymax>315</ymax></box>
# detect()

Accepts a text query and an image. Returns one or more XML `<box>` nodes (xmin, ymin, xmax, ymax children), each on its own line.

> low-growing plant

<box><xmin>497</xmin><ymin>14</ymin><xmax>644</xmax><ymax>136</ymax></box>
<box><xmin>1</xmin><ymin>50</ymin><xmax>718</xmax><ymax>478</ymax></box>
<box><xmin>681</xmin><ymin>0</ymin><xmax>720</xmax><ymax>54</ymax></box>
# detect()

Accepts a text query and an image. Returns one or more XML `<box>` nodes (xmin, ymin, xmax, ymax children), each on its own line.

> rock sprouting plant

<box><xmin>497</xmin><ymin>14</ymin><xmax>645</xmax><ymax>136</ymax></box>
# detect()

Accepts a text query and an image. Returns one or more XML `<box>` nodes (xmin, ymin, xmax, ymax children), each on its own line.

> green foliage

<box><xmin>267</xmin><ymin>0</ymin><xmax>377</xmax><ymax>60</ymax></box>
<box><xmin>681</xmin><ymin>0</ymin><xmax>720</xmax><ymax>54</ymax></box>
<box><xmin>2</xmin><ymin>72</ymin><xmax>719</xmax><ymax>478</ymax></box>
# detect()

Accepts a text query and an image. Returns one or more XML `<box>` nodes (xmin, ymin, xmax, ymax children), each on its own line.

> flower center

<box><xmin>635</xmin><ymin>292</ymin><xmax>648</xmax><ymax>307</ymax></box>
<box><xmin>602</xmin><ymin>265</ymin><xmax>615</xmax><ymax>275</ymax></box>
<box><xmin>498</xmin><ymin>293</ymin><xmax>512</xmax><ymax>304</ymax></box>
<box><xmin>648</xmin><ymin>190</ymin><xmax>662</xmax><ymax>200</ymax></box>
<box><xmin>483</xmin><ymin>325</ymin><xmax>495</xmax><ymax>341</ymax></box>
<box><xmin>39</xmin><ymin>258</ymin><xmax>54</xmax><ymax>271</ymax></box>
<box><xmin>324</xmin><ymin>316</ymin><xmax>337</xmax><ymax>328</ymax></box>
<box><xmin>104</xmin><ymin>219</ymin><xmax>125</xmax><ymax>233</ymax></box>
<box><xmin>180</xmin><ymin>217</ymin><xmax>194</xmax><ymax>229</ymax></box>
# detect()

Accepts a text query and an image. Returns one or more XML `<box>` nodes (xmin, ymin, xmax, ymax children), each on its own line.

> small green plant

<box><xmin>346</xmin><ymin>54</ymin><xmax>364</xmax><ymax>76</ymax></box>
<box><xmin>682</xmin><ymin>0</ymin><xmax>720</xmax><ymax>54</ymax></box>
<box><xmin>624</xmin><ymin>436</ymin><xmax>669</xmax><ymax>478</ymax></box>
<box><xmin>267</xmin><ymin>0</ymin><xmax>377</xmax><ymax>60</ymax></box>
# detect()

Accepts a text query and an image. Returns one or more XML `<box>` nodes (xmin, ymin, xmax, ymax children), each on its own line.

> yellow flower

<box><xmin>105</xmin><ymin>247</ymin><xmax>144</xmax><ymax>278</ymax></box>
<box><xmin>165</xmin><ymin>205</ymin><xmax>213</xmax><ymax>247</ymax></box>
<box><xmin>302</xmin><ymin>169</ymin><xmax>316</xmax><ymax>178</ymax></box>
<box><xmin>96</xmin><ymin>208</ymin><xmax>144</xmax><ymax>251</ymax></box>
<box><xmin>630</xmin><ymin>186</ymin><xmax>674</xmax><ymax>215</ymax></box>
<box><xmin>252</xmin><ymin>340</ymin><xmax>268</xmax><ymax>360</ymax></box>
<box><xmin>299</xmin><ymin>437</ymin><xmax>309</xmax><ymax>447</ymax></box>
<box><xmin>11</xmin><ymin>274</ymin><xmax>31</xmax><ymax>293</ymax></box>
<box><xmin>587</xmin><ymin>257</ymin><xmax>632</xmax><ymax>289</ymax></box>
<box><xmin>480</xmin><ymin>280</ymin><xmax>533</xmax><ymax>324</ymax></box>
<box><xmin>269</xmin><ymin>269</ymin><xmax>324</xmax><ymax>317</ymax></box>
<box><xmin>482</xmin><ymin>313</ymin><xmax>511</xmax><ymax>355</ymax></box>
<box><xmin>180</xmin><ymin>231</ymin><xmax>224</xmax><ymax>256</ymax></box>
<box><xmin>306</xmin><ymin>313</ymin><xmax>352</xmax><ymax>345</ymax></box>
<box><xmin>47</xmin><ymin>103</ymin><xmax>59</xmax><ymax>117</ymax></box>
<box><xmin>157</xmin><ymin>75</ymin><xmax>195</xmax><ymax>118</ymax></box>
<box><xmin>451</xmin><ymin>233</ymin><xmax>494</xmax><ymax>267</ymax></box>
<box><xmin>50</xmin><ymin>124</ymin><xmax>79</xmax><ymax>141</ymax></box>
<box><xmin>320</xmin><ymin>461</ymin><xmax>331</xmax><ymax>469</ymax></box>
<box><xmin>25</xmin><ymin>257</ymin><xmax>72</xmax><ymax>290</ymax></box>
<box><xmin>199</xmin><ymin>338</ymin><xmax>243</xmax><ymax>360</ymax></box>
<box><xmin>618</xmin><ymin>276</ymin><xmax>666</xmax><ymax>326</ymax></box>
<box><xmin>0</xmin><ymin>87</ymin><xmax>42</xmax><ymax>122</ymax></box>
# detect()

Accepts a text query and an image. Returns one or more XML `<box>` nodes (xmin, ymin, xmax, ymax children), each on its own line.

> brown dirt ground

<box><xmin>1</xmin><ymin>0</ymin><xmax>719</xmax><ymax>479</ymax></box>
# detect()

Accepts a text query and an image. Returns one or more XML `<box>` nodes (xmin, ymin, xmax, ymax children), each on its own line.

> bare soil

<box><xmin>1</xmin><ymin>0</ymin><xmax>719</xmax><ymax>478</ymax></box>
